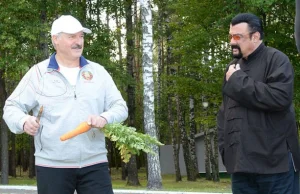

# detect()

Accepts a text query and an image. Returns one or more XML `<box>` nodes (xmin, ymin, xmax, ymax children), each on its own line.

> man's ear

<box><xmin>252</xmin><ymin>31</ymin><xmax>260</xmax><ymax>41</ymax></box>
<box><xmin>52</xmin><ymin>35</ymin><xmax>57</xmax><ymax>44</ymax></box>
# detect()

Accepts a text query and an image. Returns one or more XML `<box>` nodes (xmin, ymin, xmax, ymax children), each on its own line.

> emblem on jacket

<box><xmin>81</xmin><ymin>71</ymin><xmax>93</xmax><ymax>81</ymax></box>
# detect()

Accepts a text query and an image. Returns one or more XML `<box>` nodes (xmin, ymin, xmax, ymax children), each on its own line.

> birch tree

<box><xmin>189</xmin><ymin>96</ymin><xmax>199</xmax><ymax>180</ymax></box>
<box><xmin>140</xmin><ymin>0</ymin><xmax>162</xmax><ymax>189</ymax></box>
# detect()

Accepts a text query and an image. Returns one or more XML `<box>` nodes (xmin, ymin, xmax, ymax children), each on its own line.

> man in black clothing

<box><xmin>218</xmin><ymin>13</ymin><xmax>300</xmax><ymax>194</ymax></box>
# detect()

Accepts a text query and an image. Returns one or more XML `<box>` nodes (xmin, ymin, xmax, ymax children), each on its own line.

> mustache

<box><xmin>72</xmin><ymin>44</ymin><xmax>82</xmax><ymax>49</ymax></box>
<box><xmin>231</xmin><ymin>45</ymin><xmax>240</xmax><ymax>50</ymax></box>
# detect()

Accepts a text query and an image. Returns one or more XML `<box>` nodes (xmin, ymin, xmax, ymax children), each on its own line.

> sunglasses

<box><xmin>228</xmin><ymin>32</ymin><xmax>255</xmax><ymax>41</ymax></box>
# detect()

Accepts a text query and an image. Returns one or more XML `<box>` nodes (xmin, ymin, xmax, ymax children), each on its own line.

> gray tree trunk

<box><xmin>126</xmin><ymin>0</ymin><xmax>140</xmax><ymax>186</ymax></box>
<box><xmin>127</xmin><ymin>155</ymin><xmax>140</xmax><ymax>186</ymax></box>
<box><xmin>106</xmin><ymin>3</ymin><xmax>110</xmax><ymax>29</ymax></box>
<box><xmin>126</xmin><ymin>0</ymin><xmax>135</xmax><ymax>131</ymax></box>
<box><xmin>189</xmin><ymin>96</ymin><xmax>199</xmax><ymax>180</ymax></box>
<box><xmin>8</xmin><ymin>134</ymin><xmax>16</xmax><ymax>177</ymax></box>
<box><xmin>140</xmin><ymin>0</ymin><xmax>162</xmax><ymax>189</ymax></box>
<box><xmin>134</xmin><ymin>0</ymin><xmax>141</xmax><ymax>83</ymax></box>
<box><xmin>1</xmin><ymin>120</ymin><xmax>8</xmax><ymax>184</ymax></box>
<box><xmin>29</xmin><ymin>136</ymin><xmax>35</xmax><ymax>178</ymax></box>
<box><xmin>21</xmin><ymin>144</ymin><xmax>29</xmax><ymax>172</ymax></box>
<box><xmin>96</xmin><ymin>0</ymin><xmax>102</xmax><ymax>28</ymax></box>
<box><xmin>204</xmin><ymin>129</ymin><xmax>212</xmax><ymax>180</ymax></box>
<box><xmin>121</xmin><ymin>162</ymin><xmax>128</xmax><ymax>180</ymax></box>
<box><xmin>0</xmin><ymin>69</ymin><xmax>9</xmax><ymax>184</ymax></box>
<box><xmin>176</xmin><ymin>95</ymin><xmax>193</xmax><ymax>181</ymax></box>
<box><xmin>209</xmin><ymin>133</ymin><xmax>217</xmax><ymax>181</ymax></box>
<box><xmin>212</xmin><ymin>128</ymin><xmax>220</xmax><ymax>182</ymax></box>
<box><xmin>155</xmin><ymin>0</ymin><xmax>165</xmax><ymax>140</ymax></box>
<box><xmin>39</xmin><ymin>0</ymin><xmax>49</xmax><ymax>61</ymax></box>
<box><xmin>115</xmin><ymin>6</ymin><xmax>123</xmax><ymax>69</ymax></box>
<box><xmin>169</xmin><ymin>95</ymin><xmax>182</xmax><ymax>182</ymax></box>
<box><xmin>166</xmin><ymin>19</ymin><xmax>180</xmax><ymax>181</ymax></box>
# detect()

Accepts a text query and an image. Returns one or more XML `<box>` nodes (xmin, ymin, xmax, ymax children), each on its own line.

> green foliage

<box><xmin>102</xmin><ymin>123</ymin><xmax>164</xmax><ymax>163</ymax></box>
<box><xmin>0</xmin><ymin>1</ymin><xmax>42</xmax><ymax>71</ymax></box>
<box><xmin>156</xmin><ymin>0</ymin><xmax>231</xmax><ymax>133</ymax></box>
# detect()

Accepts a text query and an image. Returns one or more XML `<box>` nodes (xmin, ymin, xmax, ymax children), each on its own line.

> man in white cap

<box><xmin>3</xmin><ymin>15</ymin><xmax>128</xmax><ymax>194</ymax></box>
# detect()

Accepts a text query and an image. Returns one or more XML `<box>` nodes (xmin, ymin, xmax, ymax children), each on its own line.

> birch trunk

<box><xmin>140</xmin><ymin>0</ymin><xmax>162</xmax><ymax>189</ymax></box>
<box><xmin>189</xmin><ymin>96</ymin><xmax>199</xmax><ymax>180</ymax></box>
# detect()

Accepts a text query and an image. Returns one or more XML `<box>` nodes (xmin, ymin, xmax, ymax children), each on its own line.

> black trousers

<box><xmin>231</xmin><ymin>153</ymin><xmax>299</xmax><ymax>194</ymax></box>
<box><xmin>36</xmin><ymin>163</ymin><xmax>113</xmax><ymax>194</ymax></box>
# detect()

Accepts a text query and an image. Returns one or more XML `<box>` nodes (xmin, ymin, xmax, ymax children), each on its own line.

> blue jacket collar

<box><xmin>48</xmin><ymin>53</ymin><xmax>89</xmax><ymax>70</ymax></box>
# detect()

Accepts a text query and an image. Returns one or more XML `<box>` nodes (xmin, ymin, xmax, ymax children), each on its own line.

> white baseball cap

<box><xmin>51</xmin><ymin>15</ymin><xmax>92</xmax><ymax>35</ymax></box>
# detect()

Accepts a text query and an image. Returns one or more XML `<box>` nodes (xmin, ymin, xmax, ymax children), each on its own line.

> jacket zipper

<box><xmin>54</xmin><ymin>69</ymin><xmax>78</xmax><ymax>100</ymax></box>
<box><xmin>73</xmin><ymin>86</ymin><xmax>77</xmax><ymax>100</ymax></box>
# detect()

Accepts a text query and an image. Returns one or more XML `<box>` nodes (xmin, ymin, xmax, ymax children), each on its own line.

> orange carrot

<box><xmin>60</xmin><ymin>122</ymin><xmax>91</xmax><ymax>141</ymax></box>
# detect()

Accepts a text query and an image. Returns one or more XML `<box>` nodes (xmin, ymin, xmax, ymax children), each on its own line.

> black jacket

<box><xmin>217</xmin><ymin>43</ymin><xmax>300</xmax><ymax>174</ymax></box>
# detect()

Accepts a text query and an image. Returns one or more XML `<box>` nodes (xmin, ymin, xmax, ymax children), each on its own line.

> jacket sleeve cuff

<box><xmin>18</xmin><ymin>115</ymin><xmax>30</xmax><ymax>134</ymax></box>
<box><xmin>100</xmin><ymin>113</ymin><xmax>111</xmax><ymax>124</ymax></box>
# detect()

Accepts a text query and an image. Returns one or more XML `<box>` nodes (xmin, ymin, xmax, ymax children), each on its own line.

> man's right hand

<box><xmin>23</xmin><ymin>116</ymin><xmax>40</xmax><ymax>136</ymax></box>
<box><xmin>226</xmin><ymin>64</ymin><xmax>240</xmax><ymax>81</ymax></box>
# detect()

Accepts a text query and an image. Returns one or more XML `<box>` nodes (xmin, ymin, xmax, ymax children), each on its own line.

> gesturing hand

<box><xmin>226</xmin><ymin>64</ymin><xmax>240</xmax><ymax>81</ymax></box>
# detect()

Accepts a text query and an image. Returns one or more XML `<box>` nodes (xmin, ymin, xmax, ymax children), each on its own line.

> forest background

<box><xmin>0</xmin><ymin>0</ymin><xmax>298</xmax><ymax>189</ymax></box>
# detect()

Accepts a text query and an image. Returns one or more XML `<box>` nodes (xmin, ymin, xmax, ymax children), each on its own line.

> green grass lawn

<box><xmin>8</xmin><ymin>168</ymin><xmax>232</xmax><ymax>193</ymax></box>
